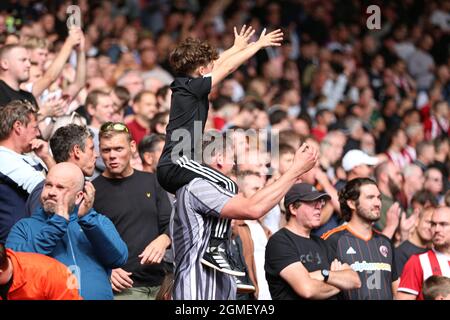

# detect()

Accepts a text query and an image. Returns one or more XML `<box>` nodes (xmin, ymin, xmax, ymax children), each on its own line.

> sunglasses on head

<box><xmin>100</xmin><ymin>122</ymin><xmax>129</xmax><ymax>133</ymax></box>
<box><xmin>19</xmin><ymin>99</ymin><xmax>39</xmax><ymax>113</ymax></box>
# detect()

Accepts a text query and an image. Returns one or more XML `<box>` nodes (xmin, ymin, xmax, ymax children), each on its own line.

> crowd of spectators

<box><xmin>0</xmin><ymin>0</ymin><xmax>449</xmax><ymax>300</ymax></box>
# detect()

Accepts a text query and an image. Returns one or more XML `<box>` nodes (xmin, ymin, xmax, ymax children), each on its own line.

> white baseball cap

<box><xmin>342</xmin><ymin>149</ymin><xmax>379</xmax><ymax>172</ymax></box>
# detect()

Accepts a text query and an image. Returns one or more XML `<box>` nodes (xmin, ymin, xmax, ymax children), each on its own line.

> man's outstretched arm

<box><xmin>221</xmin><ymin>143</ymin><xmax>318</xmax><ymax>220</ymax></box>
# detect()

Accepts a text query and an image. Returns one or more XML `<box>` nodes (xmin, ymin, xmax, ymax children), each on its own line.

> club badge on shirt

<box><xmin>379</xmin><ymin>245</ymin><xmax>388</xmax><ymax>258</ymax></box>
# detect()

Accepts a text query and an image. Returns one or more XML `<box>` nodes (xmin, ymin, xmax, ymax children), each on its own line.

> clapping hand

<box><xmin>77</xmin><ymin>181</ymin><xmax>95</xmax><ymax>218</ymax></box>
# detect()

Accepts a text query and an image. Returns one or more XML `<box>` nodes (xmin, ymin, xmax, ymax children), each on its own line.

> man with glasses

<box><xmin>322</xmin><ymin>178</ymin><xmax>400</xmax><ymax>300</ymax></box>
<box><xmin>0</xmin><ymin>100</ymin><xmax>54</xmax><ymax>242</ymax></box>
<box><xmin>92</xmin><ymin>122</ymin><xmax>172</xmax><ymax>300</ymax></box>
<box><xmin>265</xmin><ymin>182</ymin><xmax>361</xmax><ymax>300</ymax></box>
<box><xmin>397</xmin><ymin>206</ymin><xmax>450</xmax><ymax>300</ymax></box>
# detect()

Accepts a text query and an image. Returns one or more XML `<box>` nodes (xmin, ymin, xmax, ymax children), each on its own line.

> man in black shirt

<box><xmin>93</xmin><ymin>122</ymin><xmax>172</xmax><ymax>300</ymax></box>
<box><xmin>0</xmin><ymin>45</ymin><xmax>37</xmax><ymax>108</ymax></box>
<box><xmin>265</xmin><ymin>183</ymin><xmax>361</xmax><ymax>300</ymax></box>
<box><xmin>395</xmin><ymin>207</ymin><xmax>434</xmax><ymax>275</ymax></box>
<box><xmin>322</xmin><ymin>178</ymin><xmax>400</xmax><ymax>300</ymax></box>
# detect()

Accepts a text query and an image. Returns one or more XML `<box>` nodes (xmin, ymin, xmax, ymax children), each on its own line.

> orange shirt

<box><xmin>1</xmin><ymin>249</ymin><xmax>82</xmax><ymax>300</ymax></box>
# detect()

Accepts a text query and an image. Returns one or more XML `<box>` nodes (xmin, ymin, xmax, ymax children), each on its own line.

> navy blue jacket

<box><xmin>0</xmin><ymin>172</ymin><xmax>29</xmax><ymax>243</ymax></box>
<box><xmin>6</xmin><ymin>206</ymin><xmax>128</xmax><ymax>300</ymax></box>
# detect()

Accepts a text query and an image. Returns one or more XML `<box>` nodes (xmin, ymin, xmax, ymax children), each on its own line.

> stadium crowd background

<box><xmin>0</xmin><ymin>0</ymin><xmax>449</xmax><ymax>300</ymax></box>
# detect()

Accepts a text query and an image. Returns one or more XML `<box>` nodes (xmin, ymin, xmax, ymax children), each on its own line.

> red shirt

<box><xmin>311</xmin><ymin>127</ymin><xmax>327</xmax><ymax>142</ymax></box>
<box><xmin>398</xmin><ymin>250</ymin><xmax>450</xmax><ymax>300</ymax></box>
<box><xmin>126</xmin><ymin>119</ymin><xmax>149</xmax><ymax>145</ymax></box>
<box><xmin>213</xmin><ymin>116</ymin><xmax>226</xmax><ymax>131</ymax></box>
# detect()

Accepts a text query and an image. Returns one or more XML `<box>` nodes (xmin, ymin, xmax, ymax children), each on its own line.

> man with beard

<box><xmin>322</xmin><ymin>178</ymin><xmax>400</xmax><ymax>300</ymax></box>
<box><xmin>374</xmin><ymin>161</ymin><xmax>405</xmax><ymax>232</ymax></box>
<box><xmin>6</xmin><ymin>162</ymin><xmax>128</xmax><ymax>300</ymax></box>
<box><xmin>395</xmin><ymin>207</ymin><xmax>435</xmax><ymax>275</ymax></box>
<box><xmin>397</xmin><ymin>206</ymin><xmax>450</xmax><ymax>300</ymax></box>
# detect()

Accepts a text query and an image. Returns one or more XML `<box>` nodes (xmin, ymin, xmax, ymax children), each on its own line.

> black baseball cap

<box><xmin>284</xmin><ymin>183</ymin><xmax>331</xmax><ymax>209</ymax></box>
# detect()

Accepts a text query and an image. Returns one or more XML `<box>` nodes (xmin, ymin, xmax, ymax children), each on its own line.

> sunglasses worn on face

<box><xmin>100</xmin><ymin>122</ymin><xmax>129</xmax><ymax>133</ymax></box>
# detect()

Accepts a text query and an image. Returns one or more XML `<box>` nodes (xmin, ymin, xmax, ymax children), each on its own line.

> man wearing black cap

<box><xmin>264</xmin><ymin>183</ymin><xmax>361</xmax><ymax>300</ymax></box>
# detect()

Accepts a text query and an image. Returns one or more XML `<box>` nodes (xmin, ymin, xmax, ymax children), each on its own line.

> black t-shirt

<box><xmin>92</xmin><ymin>170</ymin><xmax>172</xmax><ymax>287</ymax></box>
<box><xmin>323</xmin><ymin>225</ymin><xmax>398</xmax><ymax>300</ymax></box>
<box><xmin>265</xmin><ymin>227</ymin><xmax>335</xmax><ymax>300</ymax></box>
<box><xmin>395</xmin><ymin>240</ymin><xmax>428</xmax><ymax>276</ymax></box>
<box><xmin>158</xmin><ymin>76</ymin><xmax>212</xmax><ymax>167</ymax></box>
<box><xmin>0</xmin><ymin>80</ymin><xmax>38</xmax><ymax>108</ymax></box>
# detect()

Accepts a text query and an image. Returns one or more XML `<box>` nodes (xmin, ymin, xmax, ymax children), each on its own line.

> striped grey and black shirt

<box><xmin>171</xmin><ymin>178</ymin><xmax>237</xmax><ymax>300</ymax></box>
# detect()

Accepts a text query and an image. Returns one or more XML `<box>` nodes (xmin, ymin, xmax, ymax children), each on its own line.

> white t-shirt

<box><xmin>0</xmin><ymin>146</ymin><xmax>46</xmax><ymax>193</ymax></box>
<box><xmin>245</xmin><ymin>220</ymin><xmax>272</xmax><ymax>300</ymax></box>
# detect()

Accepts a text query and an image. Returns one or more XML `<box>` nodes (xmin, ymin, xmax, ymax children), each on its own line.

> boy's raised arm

<box><xmin>214</xmin><ymin>25</ymin><xmax>255</xmax><ymax>67</ymax></box>
<box><xmin>210</xmin><ymin>28</ymin><xmax>283</xmax><ymax>88</ymax></box>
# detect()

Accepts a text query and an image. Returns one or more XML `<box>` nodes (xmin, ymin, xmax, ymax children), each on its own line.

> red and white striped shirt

<box><xmin>398</xmin><ymin>249</ymin><xmax>450</xmax><ymax>299</ymax></box>
<box><xmin>385</xmin><ymin>150</ymin><xmax>413</xmax><ymax>170</ymax></box>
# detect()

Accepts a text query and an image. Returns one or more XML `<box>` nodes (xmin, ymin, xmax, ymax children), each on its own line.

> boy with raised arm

<box><xmin>157</xmin><ymin>26</ymin><xmax>283</xmax><ymax>275</ymax></box>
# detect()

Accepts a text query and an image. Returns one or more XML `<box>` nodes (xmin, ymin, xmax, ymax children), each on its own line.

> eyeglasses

<box><xmin>100</xmin><ymin>122</ymin><xmax>129</xmax><ymax>133</ymax></box>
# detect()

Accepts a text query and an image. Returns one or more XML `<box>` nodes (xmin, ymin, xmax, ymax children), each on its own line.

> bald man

<box><xmin>5</xmin><ymin>162</ymin><xmax>128</xmax><ymax>300</ymax></box>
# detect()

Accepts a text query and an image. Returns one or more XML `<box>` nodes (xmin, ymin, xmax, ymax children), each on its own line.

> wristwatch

<box><xmin>321</xmin><ymin>269</ymin><xmax>330</xmax><ymax>282</ymax></box>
